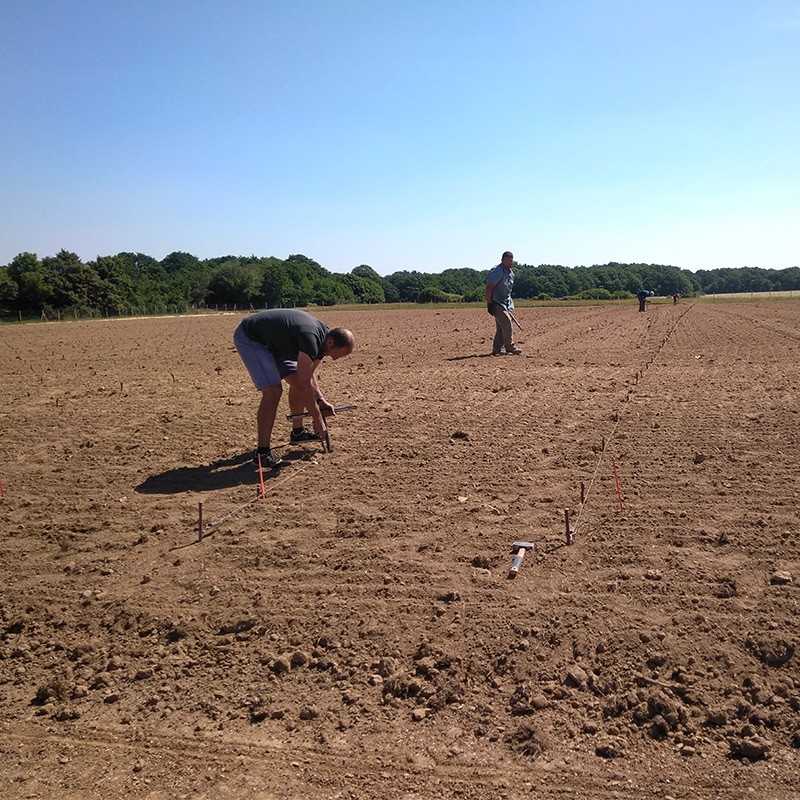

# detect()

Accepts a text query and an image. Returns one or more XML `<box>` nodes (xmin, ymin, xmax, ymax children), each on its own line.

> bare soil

<box><xmin>1</xmin><ymin>300</ymin><xmax>799</xmax><ymax>799</ymax></box>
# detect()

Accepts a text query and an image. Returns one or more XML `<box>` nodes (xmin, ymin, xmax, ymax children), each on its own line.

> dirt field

<box><xmin>1</xmin><ymin>300</ymin><xmax>798</xmax><ymax>799</ymax></box>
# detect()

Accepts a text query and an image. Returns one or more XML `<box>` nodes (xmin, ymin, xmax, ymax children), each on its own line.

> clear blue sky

<box><xmin>2</xmin><ymin>1</ymin><xmax>798</xmax><ymax>275</ymax></box>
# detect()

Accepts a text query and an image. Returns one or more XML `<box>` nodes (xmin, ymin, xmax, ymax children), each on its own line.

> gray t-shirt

<box><xmin>240</xmin><ymin>309</ymin><xmax>329</xmax><ymax>361</ymax></box>
<box><xmin>486</xmin><ymin>264</ymin><xmax>515</xmax><ymax>310</ymax></box>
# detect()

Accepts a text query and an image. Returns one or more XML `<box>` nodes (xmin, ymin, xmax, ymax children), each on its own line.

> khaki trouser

<box><xmin>492</xmin><ymin>307</ymin><xmax>515</xmax><ymax>353</ymax></box>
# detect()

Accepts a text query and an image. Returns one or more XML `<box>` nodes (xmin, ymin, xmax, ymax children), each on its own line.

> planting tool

<box><xmin>286</xmin><ymin>404</ymin><xmax>357</xmax><ymax>420</ymax></box>
<box><xmin>507</xmin><ymin>541</ymin><xmax>534</xmax><ymax>579</ymax></box>
<box><xmin>322</xmin><ymin>418</ymin><xmax>332</xmax><ymax>453</ymax></box>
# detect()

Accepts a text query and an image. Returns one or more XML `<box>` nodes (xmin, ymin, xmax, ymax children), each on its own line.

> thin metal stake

<box><xmin>198</xmin><ymin>502</ymin><xmax>203</xmax><ymax>541</ymax></box>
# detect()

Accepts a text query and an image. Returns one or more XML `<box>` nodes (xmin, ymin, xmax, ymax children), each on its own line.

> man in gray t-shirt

<box><xmin>485</xmin><ymin>251</ymin><xmax>521</xmax><ymax>356</ymax></box>
<box><xmin>234</xmin><ymin>309</ymin><xmax>355</xmax><ymax>468</ymax></box>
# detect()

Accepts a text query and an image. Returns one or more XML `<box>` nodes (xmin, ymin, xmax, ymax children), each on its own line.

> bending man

<box><xmin>234</xmin><ymin>309</ymin><xmax>354</xmax><ymax>468</ymax></box>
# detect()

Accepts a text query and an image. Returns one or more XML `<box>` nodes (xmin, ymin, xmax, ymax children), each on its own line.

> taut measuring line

<box><xmin>571</xmin><ymin>304</ymin><xmax>694</xmax><ymax>541</ymax></box>
<box><xmin>171</xmin><ymin>457</ymin><xmax>318</xmax><ymax>551</ymax></box>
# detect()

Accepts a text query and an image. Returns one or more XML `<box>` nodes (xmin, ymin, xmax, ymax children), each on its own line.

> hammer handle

<box><xmin>509</xmin><ymin>548</ymin><xmax>527</xmax><ymax>575</ymax></box>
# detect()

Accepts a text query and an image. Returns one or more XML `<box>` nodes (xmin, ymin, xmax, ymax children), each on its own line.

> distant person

<box><xmin>636</xmin><ymin>289</ymin><xmax>653</xmax><ymax>312</ymax></box>
<box><xmin>672</xmin><ymin>292</ymin><xmax>680</xmax><ymax>305</ymax></box>
<box><xmin>233</xmin><ymin>309</ymin><xmax>355</xmax><ymax>468</ymax></box>
<box><xmin>485</xmin><ymin>251</ymin><xmax>521</xmax><ymax>355</ymax></box>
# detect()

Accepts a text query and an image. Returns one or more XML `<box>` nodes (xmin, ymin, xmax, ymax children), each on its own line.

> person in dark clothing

<box><xmin>234</xmin><ymin>309</ymin><xmax>354</xmax><ymax>468</ymax></box>
<box><xmin>636</xmin><ymin>290</ymin><xmax>653</xmax><ymax>312</ymax></box>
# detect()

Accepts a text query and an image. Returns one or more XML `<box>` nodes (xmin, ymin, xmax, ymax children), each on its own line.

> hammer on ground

<box><xmin>507</xmin><ymin>541</ymin><xmax>534</xmax><ymax>579</ymax></box>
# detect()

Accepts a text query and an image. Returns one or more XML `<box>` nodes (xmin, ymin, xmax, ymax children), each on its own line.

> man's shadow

<box><xmin>135</xmin><ymin>450</ymin><xmax>305</xmax><ymax>495</ymax></box>
<box><xmin>445</xmin><ymin>353</ymin><xmax>495</xmax><ymax>362</ymax></box>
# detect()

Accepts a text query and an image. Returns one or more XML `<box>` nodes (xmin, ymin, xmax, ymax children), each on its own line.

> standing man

<box><xmin>234</xmin><ymin>309</ymin><xmax>355</xmax><ymax>468</ymax></box>
<box><xmin>485</xmin><ymin>251</ymin><xmax>522</xmax><ymax>355</ymax></box>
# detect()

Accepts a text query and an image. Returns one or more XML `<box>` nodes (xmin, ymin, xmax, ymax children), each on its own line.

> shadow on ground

<box><xmin>135</xmin><ymin>450</ymin><xmax>308</xmax><ymax>494</ymax></box>
<box><xmin>445</xmin><ymin>353</ymin><xmax>495</xmax><ymax>361</ymax></box>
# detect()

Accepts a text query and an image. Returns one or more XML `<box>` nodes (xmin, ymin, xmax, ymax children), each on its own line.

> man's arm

<box><xmin>295</xmin><ymin>352</ymin><xmax>325</xmax><ymax>437</ymax></box>
<box><xmin>310</xmin><ymin>372</ymin><xmax>336</xmax><ymax>416</ymax></box>
<box><xmin>485</xmin><ymin>283</ymin><xmax>496</xmax><ymax>314</ymax></box>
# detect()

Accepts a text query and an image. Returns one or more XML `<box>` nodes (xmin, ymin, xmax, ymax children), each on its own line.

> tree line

<box><xmin>1</xmin><ymin>249</ymin><xmax>798</xmax><ymax>318</ymax></box>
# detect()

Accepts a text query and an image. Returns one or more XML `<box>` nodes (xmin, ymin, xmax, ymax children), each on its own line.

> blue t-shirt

<box><xmin>486</xmin><ymin>265</ymin><xmax>515</xmax><ymax>310</ymax></box>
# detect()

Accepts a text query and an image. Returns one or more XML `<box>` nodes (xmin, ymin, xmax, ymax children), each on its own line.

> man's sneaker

<box><xmin>290</xmin><ymin>428</ymin><xmax>321</xmax><ymax>443</ymax></box>
<box><xmin>491</xmin><ymin>351</ymin><xmax>504</xmax><ymax>356</ymax></box>
<box><xmin>507</xmin><ymin>347</ymin><xmax>523</xmax><ymax>355</ymax></box>
<box><xmin>253</xmin><ymin>449</ymin><xmax>290</xmax><ymax>469</ymax></box>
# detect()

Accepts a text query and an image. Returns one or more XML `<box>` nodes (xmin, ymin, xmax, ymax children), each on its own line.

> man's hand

<box><xmin>310</xmin><ymin>413</ymin><xmax>326</xmax><ymax>439</ymax></box>
<box><xmin>487</xmin><ymin>301</ymin><xmax>496</xmax><ymax>315</ymax></box>
<box><xmin>318</xmin><ymin>398</ymin><xmax>336</xmax><ymax>418</ymax></box>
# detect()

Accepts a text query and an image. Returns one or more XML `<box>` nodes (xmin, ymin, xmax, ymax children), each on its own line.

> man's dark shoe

<box><xmin>290</xmin><ymin>428</ymin><xmax>321</xmax><ymax>443</ymax></box>
<box><xmin>253</xmin><ymin>449</ymin><xmax>291</xmax><ymax>469</ymax></box>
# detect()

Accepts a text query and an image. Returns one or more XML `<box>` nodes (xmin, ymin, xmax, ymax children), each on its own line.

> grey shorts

<box><xmin>233</xmin><ymin>323</ymin><xmax>297</xmax><ymax>390</ymax></box>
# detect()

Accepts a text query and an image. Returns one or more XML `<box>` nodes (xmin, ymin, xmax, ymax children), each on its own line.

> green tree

<box><xmin>417</xmin><ymin>285</ymin><xmax>460</xmax><ymax>303</ymax></box>
<box><xmin>92</xmin><ymin>255</ymin><xmax>137</xmax><ymax>310</ymax></box>
<box><xmin>7</xmin><ymin>252</ymin><xmax>51</xmax><ymax>309</ymax></box>
<box><xmin>436</xmin><ymin>267</ymin><xmax>483</xmax><ymax>295</ymax></box>
<box><xmin>350</xmin><ymin>265</ymin><xmax>390</xmax><ymax>303</ymax></box>
<box><xmin>161</xmin><ymin>251</ymin><xmax>200</xmax><ymax>274</ymax></box>
<box><xmin>385</xmin><ymin>270</ymin><xmax>427</xmax><ymax>302</ymax></box>
<box><xmin>340</xmin><ymin>273</ymin><xmax>385</xmax><ymax>303</ymax></box>
<box><xmin>461</xmin><ymin>286</ymin><xmax>484</xmax><ymax>302</ymax></box>
<box><xmin>773</xmin><ymin>267</ymin><xmax>800</xmax><ymax>291</ymax></box>
<box><xmin>207</xmin><ymin>261</ymin><xmax>261</xmax><ymax>306</ymax></box>
<box><xmin>115</xmin><ymin>252</ymin><xmax>160</xmax><ymax>277</ymax></box>
<box><xmin>381</xmin><ymin>279</ymin><xmax>400</xmax><ymax>303</ymax></box>
<box><xmin>0</xmin><ymin>267</ymin><xmax>18</xmax><ymax>307</ymax></box>
<box><xmin>42</xmin><ymin>250</ymin><xmax>116</xmax><ymax>313</ymax></box>
<box><xmin>351</xmin><ymin>264</ymin><xmax>382</xmax><ymax>283</ymax></box>
<box><xmin>260</xmin><ymin>259</ymin><xmax>289</xmax><ymax>307</ymax></box>
<box><xmin>283</xmin><ymin>254</ymin><xmax>329</xmax><ymax>307</ymax></box>
<box><xmin>311</xmin><ymin>276</ymin><xmax>355</xmax><ymax>306</ymax></box>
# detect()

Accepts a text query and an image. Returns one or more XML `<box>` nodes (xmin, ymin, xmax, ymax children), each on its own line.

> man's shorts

<box><xmin>233</xmin><ymin>323</ymin><xmax>297</xmax><ymax>390</ymax></box>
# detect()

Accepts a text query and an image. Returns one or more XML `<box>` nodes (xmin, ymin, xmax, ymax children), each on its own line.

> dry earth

<box><xmin>1</xmin><ymin>300</ymin><xmax>798</xmax><ymax>799</ymax></box>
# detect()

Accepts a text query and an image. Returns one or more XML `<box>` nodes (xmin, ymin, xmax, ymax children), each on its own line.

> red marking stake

<box><xmin>257</xmin><ymin>456</ymin><xmax>266</xmax><ymax>499</ymax></box>
<box><xmin>612</xmin><ymin>459</ymin><xmax>624</xmax><ymax>511</ymax></box>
